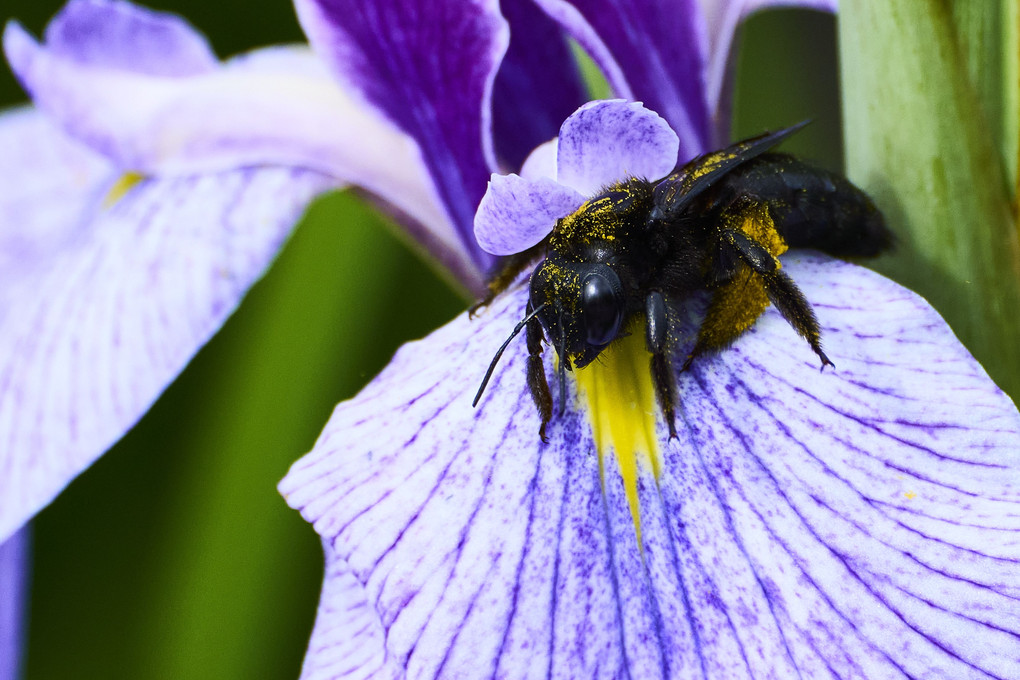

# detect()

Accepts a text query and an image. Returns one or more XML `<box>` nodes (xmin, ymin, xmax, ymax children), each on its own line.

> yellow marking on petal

<box><xmin>904</xmin><ymin>490</ymin><xmax>917</xmax><ymax>500</ymax></box>
<box><xmin>574</xmin><ymin>324</ymin><xmax>662</xmax><ymax>545</ymax></box>
<box><xmin>103</xmin><ymin>171</ymin><xmax>146</xmax><ymax>208</ymax></box>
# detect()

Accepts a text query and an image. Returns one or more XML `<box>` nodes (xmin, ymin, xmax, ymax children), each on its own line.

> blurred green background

<box><xmin>0</xmin><ymin>3</ymin><xmax>841</xmax><ymax>679</ymax></box>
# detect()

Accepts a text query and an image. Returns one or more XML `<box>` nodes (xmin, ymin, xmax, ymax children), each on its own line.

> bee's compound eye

<box><xmin>581</xmin><ymin>268</ymin><xmax>624</xmax><ymax>346</ymax></box>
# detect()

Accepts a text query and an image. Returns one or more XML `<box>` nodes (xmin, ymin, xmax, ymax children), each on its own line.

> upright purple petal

<box><xmin>0</xmin><ymin>104</ymin><xmax>336</xmax><ymax>542</ymax></box>
<box><xmin>0</xmin><ymin>530</ymin><xmax>28</xmax><ymax>680</ymax></box>
<box><xmin>282</xmin><ymin>255</ymin><xmax>1020</xmax><ymax>678</ymax></box>
<box><xmin>491</xmin><ymin>0</ymin><xmax>587</xmax><ymax>171</ymax></box>
<box><xmin>294</xmin><ymin>0</ymin><xmax>510</xmax><ymax>272</ymax></box>
<box><xmin>531</xmin><ymin>0</ymin><xmax>712</xmax><ymax>158</ymax></box>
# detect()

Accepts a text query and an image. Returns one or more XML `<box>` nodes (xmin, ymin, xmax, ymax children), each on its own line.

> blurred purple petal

<box><xmin>282</xmin><ymin>254</ymin><xmax>1020</xmax><ymax>678</ymax></box>
<box><xmin>474</xmin><ymin>174</ymin><xmax>583</xmax><ymax>255</ymax></box>
<box><xmin>0</xmin><ymin>530</ymin><xmax>28</xmax><ymax>680</ymax></box>
<box><xmin>5</xmin><ymin>14</ymin><xmax>481</xmax><ymax>287</ymax></box>
<box><xmin>532</xmin><ymin>0</ymin><xmax>711</xmax><ymax>158</ymax></box>
<box><xmin>295</xmin><ymin>0</ymin><xmax>509</xmax><ymax>271</ymax></box>
<box><xmin>44</xmin><ymin>0</ymin><xmax>216</xmax><ymax>75</ymax></box>
<box><xmin>0</xmin><ymin>107</ymin><xmax>114</xmax><ymax>317</ymax></box>
<box><xmin>697</xmin><ymin>0</ymin><xmax>838</xmax><ymax>132</ymax></box>
<box><xmin>557</xmin><ymin>100</ymin><xmax>679</xmax><ymax>195</ymax></box>
<box><xmin>491</xmin><ymin>0</ymin><xmax>586</xmax><ymax>171</ymax></box>
<box><xmin>0</xmin><ymin>147</ymin><xmax>335</xmax><ymax>542</ymax></box>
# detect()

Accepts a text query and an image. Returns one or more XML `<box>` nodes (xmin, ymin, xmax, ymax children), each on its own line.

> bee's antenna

<box><xmin>473</xmin><ymin>302</ymin><xmax>547</xmax><ymax>407</ymax></box>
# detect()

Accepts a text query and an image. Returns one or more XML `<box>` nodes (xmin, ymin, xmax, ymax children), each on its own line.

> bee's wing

<box><xmin>651</xmin><ymin>121</ymin><xmax>809</xmax><ymax>219</ymax></box>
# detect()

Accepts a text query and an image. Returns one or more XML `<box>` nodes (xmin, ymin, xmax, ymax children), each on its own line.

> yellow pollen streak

<box><xmin>102</xmin><ymin>171</ymin><xmax>146</xmax><ymax>208</ymax></box>
<box><xmin>574</xmin><ymin>324</ymin><xmax>662</xmax><ymax>545</ymax></box>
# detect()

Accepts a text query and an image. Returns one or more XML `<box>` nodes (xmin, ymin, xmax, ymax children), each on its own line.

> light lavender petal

<box><xmin>531</xmin><ymin>0</ymin><xmax>711</xmax><ymax>158</ymax></box>
<box><xmin>294</xmin><ymin>0</ymin><xmax>509</xmax><ymax>271</ymax></box>
<box><xmin>282</xmin><ymin>254</ymin><xmax>1020</xmax><ymax>678</ymax></box>
<box><xmin>557</xmin><ymin>100</ymin><xmax>679</xmax><ymax>195</ymax></box>
<box><xmin>519</xmin><ymin>138</ymin><xmax>558</xmax><ymax>181</ymax></box>
<box><xmin>0</xmin><ymin>107</ymin><xmax>114</xmax><ymax>318</ymax></box>
<box><xmin>43</xmin><ymin>0</ymin><xmax>217</xmax><ymax>76</ymax></box>
<box><xmin>474</xmin><ymin>174</ymin><xmax>584</xmax><ymax>255</ymax></box>
<box><xmin>0</xmin><ymin>162</ymin><xmax>336</xmax><ymax>544</ymax></box>
<box><xmin>5</xmin><ymin>10</ymin><xmax>480</xmax><ymax>288</ymax></box>
<box><xmin>0</xmin><ymin>530</ymin><xmax>28</xmax><ymax>680</ymax></box>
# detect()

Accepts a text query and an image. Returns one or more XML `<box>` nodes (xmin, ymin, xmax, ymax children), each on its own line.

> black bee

<box><xmin>473</xmin><ymin>122</ymin><xmax>891</xmax><ymax>442</ymax></box>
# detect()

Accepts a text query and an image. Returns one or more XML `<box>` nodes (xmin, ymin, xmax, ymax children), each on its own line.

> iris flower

<box><xmin>2</xmin><ymin>0</ymin><xmax>1019</xmax><ymax>679</ymax></box>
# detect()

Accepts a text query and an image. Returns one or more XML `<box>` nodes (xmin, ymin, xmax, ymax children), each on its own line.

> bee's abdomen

<box><xmin>728</xmin><ymin>153</ymin><xmax>892</xmax><ymax>257</ymax></box>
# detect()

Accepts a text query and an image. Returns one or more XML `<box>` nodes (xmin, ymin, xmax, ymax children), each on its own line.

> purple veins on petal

<box><xmin>474</xmin><ymin>174</ymin><xmax>584</xmax><ymax>255</ymax></box>
<box><xmin>282</xmin><ymin>252</ymin><xmax>1020</xmax><ymax>678</ymax></box>
<box><xmin>556</xmin><ymin>99</ymin><xmax>679</xmax><ymax>195</ymax></box>
<box><xmin>0</xmin><ymin>162</ymin><xmax>335</xmax><ymax>544</ymax></box>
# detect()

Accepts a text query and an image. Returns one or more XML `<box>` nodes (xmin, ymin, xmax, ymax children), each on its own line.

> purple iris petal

<box><xmin>0</xmin><ymin>107</ymin><xmax>113</xmax><ymax>318</ymax></box>
<box><xmin>0</xmin><ymin>107</ymin><xmax>335</xmax><ymax>542</ymax></box>
<box><xmin>0</xmin><ymin>530</ymin><xmax>28</xmax><ymax>680</ymax></box>
<box><xmin>5</xmin><ymin>2</ymin><xmax>481</xmax><ymax>287</ymax></box>
<box><xmin>519</xmin><ymin>138</ymin><xmax>558</xmax><ymax>180</ymax></box>
<box><xmin>556</xmin><ymin>100</ymin><xmax>680</xmax><ymax>194</ymax></box>
<box><xmin>491</xmin><ymin>0</ymin><xmax>587</xmax><ymax>171</ymax></box>
<box><xmin>44</xmin><ymin>0</ymin><xmax>216</xmax><ymax>76</ymax></box>
<box><xmin>475</xmin><ymin>101</ymin><xmax>680</xmax><ymax>254</ymax></box>
<box><xmin>474</xmin><ymin>174</ymin><xmax>584</xmax><ymax>255</ymax></box>
<box><xmin>282</xmin><ymin>254</ymin><xmax>1020</xmax><ymax>678</ymax></box>
<box><xmin>532</xmin><ymin>0</ymin><xmax>712</xmax><ymax>158</ymax></box>
<box><xmin>294</xmin><ymin>0</ymin><xmax>509</xmax><ymax>272</ymax></box>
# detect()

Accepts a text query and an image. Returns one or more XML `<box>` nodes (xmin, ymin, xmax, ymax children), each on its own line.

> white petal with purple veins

<box><xmin>474</xmin><ymin>174</ymin><xmax>584</xmax><ymax>255</ymax></box>
<box><xmin>557</xmin><ymin>100</ymin><xmax>680</xmax><ymax>195</ymax></box>
<box><xmin>0</xmin><ymin>163</ymin><xmax>336</xmax><ymax>544</ymax></box>
<box><xmin>282</xmin><ymin>254</ymin><xmax>1020</xmax><ymax>678</ymax></box>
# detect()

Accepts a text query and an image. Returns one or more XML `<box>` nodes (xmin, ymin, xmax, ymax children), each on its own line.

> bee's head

<box><xmin>529</xmin><ymin>257</ymin><xmax>625</xmax><ymax>368</ymax></box>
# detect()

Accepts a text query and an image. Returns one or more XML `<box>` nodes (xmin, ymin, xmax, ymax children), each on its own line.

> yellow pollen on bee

<box><xmin>102</xmin><ymin>171</ymin><xmax>146</xmax><ymax>208</ymax></box>
<box><xmin>573</xmin><ymin>324</ymin><xmax>662</xmax><ymax>546</ymax></box>
<box><xmin>737</xmin><ymin>204</ymin><xmax>788</xmax><ymax>257</ymax></box>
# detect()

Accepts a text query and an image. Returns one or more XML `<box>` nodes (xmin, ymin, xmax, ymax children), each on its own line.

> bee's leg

<box><xmin>724</xmin><ymin>230</ymin><xmax>833</xmax><ymax>369</ymax></box>
<box><xmin>526</xmin><ymin>309</ymin><xmax>553</xmax><ymax>443</ymax></box>
<box><xmin>646</xmin><ymin>291</ymin><xmax>678</xmax><ymax>439</ymax></box>
<box><xmin>681</xmin><ymin>265</ymin><xmax>770</xmax><ymax>372</ymax></box>
<box><xmin>470</xmin><ymin>242</ymin><xmax>545</xmax><ymax>317</ymax></box>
